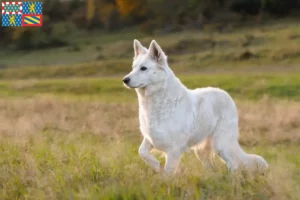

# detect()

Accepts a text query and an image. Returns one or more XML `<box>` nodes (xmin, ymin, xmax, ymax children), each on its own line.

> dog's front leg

<box><xmin>139</xmin><ymin>138</ymin><xmax>161</xmax><ymax>172</ymax></box>
<box><xmin>164</xmin><ymin>149</ymin><xmax>182</xmax><ymax>176</ymax></box>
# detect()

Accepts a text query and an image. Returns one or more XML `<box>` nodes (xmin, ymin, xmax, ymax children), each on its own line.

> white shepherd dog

<box><xmin>123</xmin><ymin>39</ymin><xmax>268</xmax><ymax>175</ymax></box>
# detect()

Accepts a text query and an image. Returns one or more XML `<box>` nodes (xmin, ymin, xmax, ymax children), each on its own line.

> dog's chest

<box><xmin>139</xmin><ymin>110</ymin><xmax>173</xmax><ymax>149</ymax></box>
<box><xmin>139</xmin><ymin>100</ymin><xmax>172</xmax><ymax>132</ymax></box>
<box><xmin>138</xmin><ymin>97</ymin><xmax>189</xmax><ymax>149</ymax></box>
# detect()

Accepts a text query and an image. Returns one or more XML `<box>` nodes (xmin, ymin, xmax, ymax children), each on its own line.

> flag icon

<box><xmin>1</xmin><ymin>2</ymin><xmax>43</xmax><ymax>27</ymax></box>
<box><xmin>23</xmin><ymin>2</ymin><xmax>42</xmax><ymax>14</ymax></box>
<box><xmin>2</xmin><ymin>14</ymin><xmax>22</xmax><ymax>26</ymax></box>
<box><xmin>22</xmin><ymin>14</ymin><xmax>42</xmax><ymax>26</ymax></box>
<box><xmin>2</xmin><ymin>2</ymin><xmax>22</xmax><ymax>14</ymax></box>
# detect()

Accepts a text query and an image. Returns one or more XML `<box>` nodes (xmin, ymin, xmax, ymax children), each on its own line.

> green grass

<box><xmin>0</xmin><ymin>18</ymin><xmax>300</xmax><ymax>79</ymax></box>
<box><xmin>0</xmin><ymin>129</ymin><xmax>299</xmax><ymax>199</ymax></box>
<box><xmin>0</xmin><ymin>75</ymin><xmax>299</xmax><ymax>199</ymax></box>
<box><xmin>0</xmin><ymin>73</ymin><xmax>299</xmax><ymax>101</ymax></box>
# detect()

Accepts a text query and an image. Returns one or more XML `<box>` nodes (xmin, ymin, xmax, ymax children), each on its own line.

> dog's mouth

<box><xmin>123</xmin><ymin>83</ymin><xmax>145</xmax><ymax>89</ymax></box>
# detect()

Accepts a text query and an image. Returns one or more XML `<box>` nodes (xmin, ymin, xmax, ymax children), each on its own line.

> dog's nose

<box><xmin>123</xmin><ymin>77</ymin><xmax>130</xmax><ymax>84</ymax></box>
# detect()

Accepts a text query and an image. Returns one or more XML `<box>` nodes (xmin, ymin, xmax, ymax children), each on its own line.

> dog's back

<box><xmin>191</xmin><ymin>86</ymin><xmax>238</xmax><ymax>121</ymax></box>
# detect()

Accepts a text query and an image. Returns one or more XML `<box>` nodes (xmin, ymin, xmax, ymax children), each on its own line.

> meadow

<box><xmin>0</xmin><ymin>19</ymin><xmax>300</xmax><ymax>199</ymax></box>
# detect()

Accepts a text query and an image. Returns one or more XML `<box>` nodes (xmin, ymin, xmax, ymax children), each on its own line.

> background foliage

<box><xmin>1</xmin><ymin>0</ymin><xmax>300</xmax><ymax>50</ymax></box>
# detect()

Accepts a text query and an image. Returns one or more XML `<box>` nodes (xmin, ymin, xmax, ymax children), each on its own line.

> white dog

<box><xmin>123</xmin><ymin>39</ymin><xmax>268</xmax><ymax>175</ymax></box>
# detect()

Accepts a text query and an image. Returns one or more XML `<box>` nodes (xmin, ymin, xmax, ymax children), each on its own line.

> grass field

<box><xmin>0</xmin><ymin>18</ymin><xmax>300</xmax><ymax>79</ymax></box>
<box><xmin>0</xmin><ymin>74</ymin><xmax>300</xmax><ymax>200</ymax></box>
<box><xmin>0</xmin><ymin>19</ymin><xmax>300</xmax><ymax>200</ymax></box>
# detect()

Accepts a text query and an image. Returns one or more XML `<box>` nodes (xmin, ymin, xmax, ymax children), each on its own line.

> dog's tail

<box><xmin>232</xmin><ymin>142</ymin><xmax>268</xmax><ymax>172</ymax></box>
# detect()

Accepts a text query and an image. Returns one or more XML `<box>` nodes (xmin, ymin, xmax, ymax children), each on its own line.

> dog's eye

<box><xmin>140</xmin><ymin>66</ymin><xmax>147</xmax><ymax>71</ymax></box>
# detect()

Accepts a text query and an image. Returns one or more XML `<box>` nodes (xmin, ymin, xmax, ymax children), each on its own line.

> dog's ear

<box><xmin>133</xmin><ymin>39</ymin><xmax>147</xmax><ymax>59</ymax></box>
<box><xmin>148</xmin><ymin>40</ymin><xmax>166</xmax><ymax>63</ymax></box>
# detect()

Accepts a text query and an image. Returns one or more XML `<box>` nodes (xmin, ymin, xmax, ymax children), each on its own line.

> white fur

<box><xmin>123</xmin><ymin>39</ymin><xmax>268</xmax><ymax>175</ymax></box>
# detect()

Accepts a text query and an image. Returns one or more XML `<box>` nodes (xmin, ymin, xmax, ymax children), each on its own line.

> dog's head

<box><xmin>122</xmin><ymin>39</ymin><xmax>168</xmax><ymax>89</ymax></box>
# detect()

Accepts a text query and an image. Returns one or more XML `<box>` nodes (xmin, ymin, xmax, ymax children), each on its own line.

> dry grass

<box><xmin>238</xmin><ymin>97</ymin><xmax>300</xmax><ymax>145</ymax></box>
<box><xmin>0</xmin><ymin>96</ymin><xmax>299</xmax><ymax>199</ymax></box>
<box><xmin>0</xmin><ymin>96</ymin><xmax>299</xmax><ymax>145</ymax></box>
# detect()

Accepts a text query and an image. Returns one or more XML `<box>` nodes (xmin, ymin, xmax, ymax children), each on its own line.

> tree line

<box><xmin>0</xmin><ymin>0</ymin><xmax>299</xmax><ymax>50</ymax></box>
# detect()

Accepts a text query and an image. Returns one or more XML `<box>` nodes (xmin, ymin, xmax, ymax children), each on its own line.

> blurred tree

<box><xmin>116</xmin><ymin>0</ymin><xmax>148</xmax><ymax>23</ymax></box>
<box><xmin>229</xmin><ymin>0</ymin><xmax>300</xmax><ymax>19</ymax></box>
<box><xmin>86</xmin><ymin>0</ymin><xmax>120</xmax><ymax>30</ymax></box>
<box><xmin>117</xmin><ymin>0</ymin><xmax>145</xmax><ymax>17</ymax></box>
<box><xmin>265</xmin><ymin>0</ymin><xmax>299</xmax><ymax>16</ymax></box>
<box><xmin>87</xmin><ymin>0</ymin><xmax>95</xmax><ymax>22</ymax></box>
<box><xmin>0</xmin><ymin>0</ymin><xmax>300</xmax><ymax>50</ymax></box>
<box><xmin>229</xmin><ymin>0</ymin><xmax>262</xmax><ymax>22</ymax></box>
<box><xmin>98</xmin><ymin>1</ymin><xmax>119</xmax><ymax>31</ymax></box>
<box><xmin>43</xmin><ymin>0</ymin><xmax>67</xmax><ymax>21</ymax></box>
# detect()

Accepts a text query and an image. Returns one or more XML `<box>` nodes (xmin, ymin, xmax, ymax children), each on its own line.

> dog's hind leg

<box><xmin>211</xmin><ymin>119</ymin><xmax>245</xmax><ymax>172</ymax></box>
<box><xmin>194</xmin><ymin>137</ymin><xmax>215</xmax><ymax>170</ymax></box>
<box><xmin>212</xmin><ymin>119</ymin><xmax>268</xmax><ymax>173</ymax></box>
<box><xmin>139</xmin><ymin>138</ymin><xmax>161</xmax><ymax>173</ymax></box>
